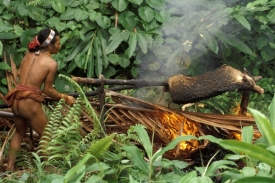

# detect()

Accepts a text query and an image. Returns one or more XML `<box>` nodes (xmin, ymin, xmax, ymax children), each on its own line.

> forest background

<box><xmin>1</xmin><ymin>0</ymin><xmax>275</xmax><ymax>183</ymax></box>
<box><xmin>0</xmin><ymin>0</ymin><xmax>274</xmax><ymax>114</ymax></box>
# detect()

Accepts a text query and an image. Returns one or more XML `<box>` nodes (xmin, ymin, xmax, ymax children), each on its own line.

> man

<box><xmin>5</xmin><ymin>28</ymin><xmax>75</xmax><ymax>171</ymax></box>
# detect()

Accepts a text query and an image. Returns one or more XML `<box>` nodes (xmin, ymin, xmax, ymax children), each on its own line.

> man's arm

<box><xmin>43</xmin><ymin>61</ymin><xmax>75</xmax><ymax>105</ymax></box>
<box><xmin>42</xmin><ymin>62</ymin><xmax>62</xmax><ymax>100</ymax></box>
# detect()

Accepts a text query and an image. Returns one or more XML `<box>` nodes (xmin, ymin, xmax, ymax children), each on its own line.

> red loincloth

<box><xmin>5</xmin><ymin>84</ymin><xmax>45</xmax><ymax>107</ymax></box>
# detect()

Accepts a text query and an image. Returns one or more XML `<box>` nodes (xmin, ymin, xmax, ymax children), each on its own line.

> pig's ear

<box><xmin>252</xmin><ymin>76</ymin><xmax>262</xmax><ymax>81</ymax></box>
<box><xmin>242</xmin><ymin>75</ymin><xmax>248</xmax><ymax>82</ymax></box>
<box><xmin>243</xmin><ymin>68</ymin><xmax>250</xmax><ymax>75</ymax></box>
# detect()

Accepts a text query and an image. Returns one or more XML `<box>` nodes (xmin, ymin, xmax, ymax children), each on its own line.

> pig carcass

<box><xmin>167</xmin><ymin>65</ymin><xmax>264</xmax><ymax>104</ymax></box>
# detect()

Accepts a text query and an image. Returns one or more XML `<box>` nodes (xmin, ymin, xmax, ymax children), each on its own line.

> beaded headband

<box><xmin>41</xmin><ymin>29</ymin><xmax>55</xmax><ymax>47</ymax></box>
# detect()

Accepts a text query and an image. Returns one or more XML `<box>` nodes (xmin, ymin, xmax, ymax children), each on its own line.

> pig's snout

<box><xmin>255</xmin><ymin>86</ymin><xmax>264</xmax><ymax>94</ymax></box>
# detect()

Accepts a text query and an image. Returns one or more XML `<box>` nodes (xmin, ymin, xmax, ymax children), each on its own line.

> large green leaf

<box><xmin>234</xmin><ymin>176</ymin><xmax>275</xmax><ymax>183</ymax></box>
<box><xmin>138</xmin><ymin>6</ymin><xmax>154</xmax><ymax>22</ymax></box>
<box><xmin>119</xmin><ymin>11</ymin><xmax>137</xmax><ymax>30</ymax></box>
<box><xmin>256</xmin><ymin>37</ymin><xmax>268</xmax><ymax>50</ymax></box>
<box><xmin>215</xmin><ymin>30</ymin><xmax>253</xmax><ymax>55</ymax></box>
<box><xmin>85</xmin><ymin>162</ymin><xmax>110</xmax><ymax>172</ymax></box>
<box><xmin>179</xmin><ymin>171</ymin><xmax>197</xmax><ymax>183</ymax></box>
<box><xmin>260</xmin><ymin>46</ymin><xmax>275</xmax><ymax>61</ymax></box>
<box><xmin>0</xmin><ymin>41</ymin><xmax>2</xmax><ymax>57</ymax></box>
<box><xmin>27</xmin><ymin>7</ymin><xmax>46</xmax><ymax>21</ymax></box>
<box><xmin>74</xmin><ymin>8</ymin><xmax>89</xmax><ymax>21</ymax></box>
<box><xmin>54</xmin><ymin>76</ymin><xmax>75</xmax><ymax>93</ymax></box>
<box><xmin>96</xmin><ymin>14</ymin><xmax>111</xmax><ymax>29</ymax></box>
<box><xmin>60</xmin><ymin>8</ymin><xmax>75</xmax><ymax>20</ymax></box>
<box><xmin>0</xmin><ymin>32</ymin><xmax>19</xmax><ymax>39</ymax></box>
<box><xmin>106</xmin><ymin>31</ymin><xmax>130</xmax><ymax>54</ymax></box>
<box><xmin>155</xmin><ymin>11</ymin><xmax>170</xmax><ymax>23</ymax></box>
<box><xmin>234</xmin><ymin>14</ymin><xmax>251</xmax><ymax>31</ymax></box>
<box><xmin>152</xmin><ymin>135</ymin><xmax>197</xmax><ymax>162</ymax></box>
<box><xmin>20</xmin><ymin>29</ymin><xmax>37</xmax><ymax>47</ymax></box>
<box><xmin>128</xmin><ymin>0</ymin><xmax>143</xmax><ymax>5</ymax></box>
<box><xmin>47</xmin><ymin>17</ymin><xmax>67</xmax><ymax>32</ymax></box>
<box><xmin>248</xmin><ymin>107</ymin><xmax>275</xmax><ymax>146</ymax></box>
<box><xmin>84</xmin><ymin>45</ymin><xmax>92</xmax><ymax>70</ymax></box>
<box><xmin>268</xmin><ymin>95</ymin><xmax>275</xmax><ymax>129</ymax></box>
<box><xmin>132</xmin><ymin>125</ymin><xmax>152</xmax><ymax>158</ymax></box>
<box><xmin>52</xmin><ymin>0</ymin><xmax>65</xmax><ymax>13</ymax></box>
<box><xmin>128</xmin><ymin>32</ymin><xmax>137</xmax><ymax>58</ymax></box>
<box><xmin>122</xmin><ymin>146</ymin><xmax>149</xmax><ymax>174</ymax></box>
<box><xmin>87</xmin><ymin>49</ymin><xmax>95</xmax><ymax>78</ymax></box>
<box><xmin>218</xmin><ymin>140</ymin><xmax>275</xmax><ymax>167</ymax></box>
<box><xmin>98</xmin><ymin>30</ymin><xmax>108</xmax><ymax>68</ymax></box>
<box><xmin>75</xmin><ymin>52</ymin><xmax>86</xmax><ymax>69</ymax></box>
<box><xmin>102</xmin><ymin>66</ymin><xmax>117</xmax><ymax>78</ymax></box>
<box><xmin>228</xmin><ymin>37</ymin><xmax>253</xmax><ymax>55</ymax></box>
<box><xmin>64</xmin><ymin>153</ymin><xmax>92</xmax><ymax>183</ymax></box>
<box><xmin>205</xmin><ymin>160</ymin><xmax>237</xmax><ymax>176</ymax></box>
<box><xmin>111</xmin><ymin>0</ymin><xmax>129</xmax><ymax>12</ymax></box>
<box><xmin>94</xmin><ymin>37</ymin><xmax>103</xmax><ymax>77</ymax></box>
<box><xmin>66</xmin><ymin>32</ymin><xmax>94</xmax><ymax>61</ymax></box>
<box><xmin>108</xmin><ymin>54</ymin><xmax>119</xmax><ymax>64</ymax></box>
<box><xmin>0</xmin><ymin>62</ymin><xmax>11</xmax><ymax>70</ymax></box>
<box><xmin>200</xmin><ymin>30</ymin><xmax>218</xmax><ymax>54</ymax></box>
<box><xmin>118</xmin><ymin>57</ymin><xmax>130</xmax><ymax>68</ymax></box>
<box><xmin>145</xmin><ymin>0</ymin><xmax>165</xmax><ymax>10</ymax></box>
<box><xmin>16</xmin><ymin>4</ymin><xmax>28</xmax><ymax>16</ymax></box>
<box><xmin>242</xmin><ymin>126</ymin><xmax>253</xmax><ymax>144</ymax></box>
<box><xmin>86</xmin><ymin>134</ymin><xmax>115</xmax><ymax>158</ymax></box>
<box><xmin>189</xmin><ymin>176</ymin><xmax>213</xmax><ymax>183</ymax></box>
<box><xmin>136</xmin><ymin>32</ymin><xmax>148</xmax><ymax>54</ymax></box>
<box><xmin>0</xmin><ymin>22</ymin><xmax>13</xmax><ymax>32</ymax></box>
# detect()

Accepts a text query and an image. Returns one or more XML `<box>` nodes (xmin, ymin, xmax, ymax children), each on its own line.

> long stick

<box><xmin>72</xmin><ymin>76</ymin><xmax>168</xmax><ymax>87</ymax></box>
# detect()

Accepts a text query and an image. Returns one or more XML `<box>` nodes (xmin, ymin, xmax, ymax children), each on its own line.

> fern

<box><xmin>59</xmin><ymin>74</ymin><xmax>104</xmax><ymax>135</ymax></box>
<box><xmin>38</xmin><ymin>99</ymin><xmax>64</xmax><ymax>157</ymax></box>
<box><xmin>26</xmin><ymin>0</ymin><xmax>47</xmax><ymax>6</ymax></box>
<box><xmin>39</xmin><ymin>99</ymin><xmax>83</xmax><ymax>166</ymax></box>
<box><xmin>36</xmin><ymin>74</ymin><xmax>106</xmax><ymax>169</ymax></box>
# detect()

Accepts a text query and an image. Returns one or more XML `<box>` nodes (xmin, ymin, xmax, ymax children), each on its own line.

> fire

<box><xmin>230</xmin><ymin>103</ymin><xmax>261</xmax><ymax>141</ymax></box>
<box><xmin>158</xmin><ymin>112</ymin><xmax>200</xmax><ymax>152</ymax></box>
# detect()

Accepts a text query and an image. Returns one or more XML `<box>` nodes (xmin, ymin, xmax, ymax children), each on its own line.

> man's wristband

<box><xmin>60</xmin><ymin>93</ymin><xmax>68</xmax><ymax>102</ymax></box>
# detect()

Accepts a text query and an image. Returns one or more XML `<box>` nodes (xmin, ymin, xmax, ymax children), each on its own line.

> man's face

<box><xmin>51</xmin><ymin>36</ymin><xmax>61</xmax><ymax>54</ymax></box>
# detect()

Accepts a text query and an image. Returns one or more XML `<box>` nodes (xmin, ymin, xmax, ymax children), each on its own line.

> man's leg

<box><xmin>6</xmin><ymin>117</ymin><xmax>27</xmax><ymax>171</ymax></box>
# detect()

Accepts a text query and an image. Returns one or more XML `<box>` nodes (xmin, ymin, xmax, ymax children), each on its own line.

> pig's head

<box><xmin>241</xmin><ymin>69</ymin><xmax>264</xmax><ymax>94</ymax></box>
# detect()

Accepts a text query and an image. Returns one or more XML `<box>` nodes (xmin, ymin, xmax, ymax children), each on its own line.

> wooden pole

<box><xmin>72</xmin><ymin>77</ymin><xmax>168</xmax><ymax>87</ymax></box>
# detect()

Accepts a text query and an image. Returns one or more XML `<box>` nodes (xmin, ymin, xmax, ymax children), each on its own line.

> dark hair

<box><xmin>28</xmin><ymin>28</ymin><xmax>60</xmax><ymax>52</ymax></box>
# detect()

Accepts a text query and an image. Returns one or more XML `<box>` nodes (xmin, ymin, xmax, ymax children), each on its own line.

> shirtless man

<box><xmin>5</xmin><ymin>28</ymin><xmax>75</xmax><ymax>171</ymax></box>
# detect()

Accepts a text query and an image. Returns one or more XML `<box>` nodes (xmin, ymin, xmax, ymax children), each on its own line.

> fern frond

<box><xmin>38</xmin><ymin>100</ymin><xmax>64</xmax><ymax>154</ymax></box>
<box><xmin>59</xmin><ymin>74</ymin><xmax>104</xmax><ymax>136</ymax></box>
<box><xmin>38</xmin><ymin>97</ymin><xmax>84</xmax><ymax>168</ymax></box>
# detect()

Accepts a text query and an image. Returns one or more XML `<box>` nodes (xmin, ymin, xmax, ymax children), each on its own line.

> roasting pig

<box><xmin>167</xmin><ymin>65</ymin><xmax>264</xmax><ymax>104</ymax></box>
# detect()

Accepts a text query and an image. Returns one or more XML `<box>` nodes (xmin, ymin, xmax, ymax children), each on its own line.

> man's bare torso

<box><xmin>19</xmin><ymin>51</ymin><xmax>57</xmax><ymax>90</ymax></box>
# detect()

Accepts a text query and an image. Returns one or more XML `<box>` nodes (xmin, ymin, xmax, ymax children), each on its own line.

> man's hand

<box><xmin>65</xmin><ymin>95</ymin><xmax>75</xmax><ymax>106</ymax></box>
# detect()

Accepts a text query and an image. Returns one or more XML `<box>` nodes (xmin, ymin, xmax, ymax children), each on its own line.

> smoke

<box><xmin>134</xmin><ymin>0</ymin><xmax>245</xmax><ymax>104</ymax></box>
<box><xmin>136</xmin><ymin>0</ymin><xmax>243</xmax><ymax>80</ymax></box>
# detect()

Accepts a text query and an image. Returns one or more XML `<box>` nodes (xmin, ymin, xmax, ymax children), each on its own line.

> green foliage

<box><xmin>0</xmin><ymin>0</ymin><xmax>167</xmax><ymax>81</ymax></box>
<box><xmin>0</xmin><ymin>0</ymin><xmax>274</xmax><ymax>112</ymax></box>
<box><xmin>210</xmin><ymin>95</ymin><xmax>275</xmax><ymax>182</ymax></box>
<box><xmin>36</xmin><ymin>74</ymin><xmax>110</xmax><ymax>171</ymax></box>
<box><xmin>59</xmin><ymin>74</ymin><xmax>103</xmax><ymax>134</ymax></box>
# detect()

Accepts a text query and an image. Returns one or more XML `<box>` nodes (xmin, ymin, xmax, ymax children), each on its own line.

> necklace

<box><xmin>41</xmin><ymin>50</ymin><xmax>51</xmax><ymax>57</ymax></box>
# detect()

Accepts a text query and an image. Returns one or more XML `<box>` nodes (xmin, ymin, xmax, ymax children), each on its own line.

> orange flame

<box><xmin>230</xmin><ymin>103</ymin><xmax>261</xmax><ymax>141</ymax></box>
<box><xmin>158</xmin><ymin>112</ymin><xmax>200</xmax><ymax>152</ymax></box>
